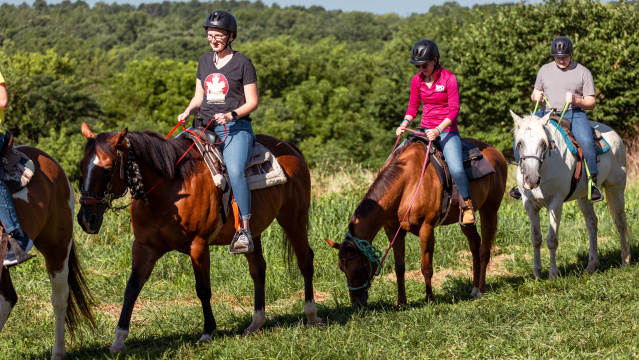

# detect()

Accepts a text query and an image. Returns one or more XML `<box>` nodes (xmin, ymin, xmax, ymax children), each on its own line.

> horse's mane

<box><xmin>349</xmin><ymin>145</ymin><xmax>409</xmax><ymax>231</ymax></box>
<box><xmin>513</xmin><ymin>115</ymin><xmax>550</xmax><ymax>148</ymax></box>
<box><xmin>92</xmin><ymin>130</ymin><xmax>199</xmax><ymax>179</ymax></box>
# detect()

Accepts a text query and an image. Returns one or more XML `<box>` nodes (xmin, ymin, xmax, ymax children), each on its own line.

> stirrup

<box><xmin>508</xmin><ymin>186</ymin><xmax>521</xmax><ymax>200</ymax></box>
<box><xmin>590</xmin><ymin>185</ymin><xmax>604</xmax><ymax>203</ymax></box>
<box><xmin>3</xmin><ymin>233</ymin><xmax>34</xmax><ymax>267</ymax></box>
<box><xmin>229</xmin><ymin>229</ymin><xmax>254</xmax><ymax>254</ymax></box>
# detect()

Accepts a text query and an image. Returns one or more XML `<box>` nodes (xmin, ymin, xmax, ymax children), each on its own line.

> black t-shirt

<box><xmin>196</xmin><ymin>51</ymin><xmax>258</xmax><ymax>126</ymax></box>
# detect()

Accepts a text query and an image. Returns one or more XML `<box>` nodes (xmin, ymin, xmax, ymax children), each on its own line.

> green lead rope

<box><xmin>540</xmin><ymin>98</ymin><xmax>593</xmax><ymax>202</ymax></box>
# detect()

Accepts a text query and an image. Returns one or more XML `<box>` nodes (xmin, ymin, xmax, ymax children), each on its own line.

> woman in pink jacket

<box><xmin>395</xmin><ymin>40</ymin><xmax>475</xmax><ymax>225</ymax></box>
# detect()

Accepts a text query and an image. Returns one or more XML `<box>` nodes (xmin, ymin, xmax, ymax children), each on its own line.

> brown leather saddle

<box><xmin>406</xmin><ymin>133</ymin><xmax>495</xmax><ymax>224</ymax></box>
<box><xmin>0</xmin><ymin>131</ymin><xmax>35</xmax><ymax>194</ymax></box>
<box><xmin>547</xmin><ymin>112</ymin><xmax>609</xmax><ymax>201</ymax></box>
<box><xmin>0</xmin><ymin>131</ymin><xmax>35</xmax><ymax>269</ymax></box>
<box><xmin>178</xmin><ymin>128</ymin><xmax>287</xmax><ymax>224</ymax></box>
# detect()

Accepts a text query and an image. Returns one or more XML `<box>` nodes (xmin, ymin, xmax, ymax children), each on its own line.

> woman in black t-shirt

<box><xmin>178</xmin><ymin>10</ymin><xmax>258</xmax><ymax>254</ymax></box>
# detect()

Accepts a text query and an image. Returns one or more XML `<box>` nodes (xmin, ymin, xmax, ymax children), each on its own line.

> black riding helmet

<box><xmin>203</xmin><ymin>10</ymin><xmax>237</xmax><ymax>53</ymax></box>
<box><xmin>410</xmin><ymin>40</ymin><xmax>440</xmax><ymax>66</ymax></box>
<box><xmin>550</xmin><ymin>36</ymin><xmax>573</xmax><ymax>57</ymax></box>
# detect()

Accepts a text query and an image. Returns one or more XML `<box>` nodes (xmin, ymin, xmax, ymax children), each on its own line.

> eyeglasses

<box><xmin>414</xmin><ymin>63</ymin><xmax>430</xmax><ymax>69</ymax></box>
<box><xmin>205</xmin><ymin>34</ymin><xmax>228</xmax><ymax>41</ymax></box>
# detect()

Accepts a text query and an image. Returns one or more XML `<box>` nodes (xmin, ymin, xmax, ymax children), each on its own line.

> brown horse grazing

<box><xmin>0</xmin><ymin>146</ymin><xmax>95</xmax><ymax>360</ymax></box>
<box><xmin>77</xmin><ymin>122</ymin><xmax>321</xmax><ymax>353</ymax></box>
<box><xmin>325</xmin><ymin>138</ymin><xmax>507</xmax><ymax>306</ymax></box>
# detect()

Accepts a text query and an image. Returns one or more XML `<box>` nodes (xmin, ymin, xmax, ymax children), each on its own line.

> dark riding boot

<box><xmin>508</xmin><ymin>186</ymin><xmax>522</xmax><ymax>200</ymax></box>
<box><xmin>461</xmin><ymin>199</ymin><xmax>476</xmax><ymax>226</ymax></box>
<box><xmin>229</xmin><ymin>229</ymin><xmax>253</xmax><ymax>254</ymax></box>
<box><xmin>3</xmin><ymin>229</ymin><xmax>34</xmax><ymax>267</ymax></box>
<box><xmin>590</xmin><ymin>175</ymin><xmax>604</xmax><ymax>203</ymax></box>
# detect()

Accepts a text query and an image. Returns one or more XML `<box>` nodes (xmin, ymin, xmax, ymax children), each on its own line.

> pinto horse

<box><xmin>77</xmin><ymin>122</ymin><xmax>321</xmax><ymax>353</ymax></box>
<box><xmin>326</xmin><ymin>138</ymin><xmax>507</xmax><ymax>306</ymax></box>
<box><xmin>0</xmin><ymin>146</ymin><xmax>95</xmax><ymax>360</ymax></box>
<box><xmin>511</xmin><ymin>111</ymin><xmax>630</xmax><ymax>278</ymax></box>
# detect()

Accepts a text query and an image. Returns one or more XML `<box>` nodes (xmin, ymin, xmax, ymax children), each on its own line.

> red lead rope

<box><xmin>379</xmin><ymin>129</ymin><xmax>431</xmax><ymax>268</ymax></box>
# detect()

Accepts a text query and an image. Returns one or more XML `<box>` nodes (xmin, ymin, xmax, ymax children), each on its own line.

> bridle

<box><xmin>79</xmin><ymin>138</ymin><xmax>148</xmax><ymax>211</ymax></box>
<box><xmin>515</xmin><ymin>140</ymin><xmax>548</xmax><ymax>174</ymax></box>
<box><xmin>339</xmin><ymin>232</ymin><xmax>382</xmax><ymax>291</ymax></box>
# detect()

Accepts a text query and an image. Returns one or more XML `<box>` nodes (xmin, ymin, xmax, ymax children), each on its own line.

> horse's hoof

<box><xmin>470</xmin><ymin>287</ymin><xmax>483</xmax><ymax>298</ymax></box>
<box><xmin>242</xmin><ymin>326</ymin><xmax>260</xmax><ymax>337</ymax></box>
<box><xmin>198</xmin><ymin>333</ymin><xmax>213</xmax><ymax>342</ymax></box>
<box><xmin>306</xmin><ymin>316</ymin><xmax>323</xmax><ymax>327</ymax></box>
<box><xmin>109</xmin><ymin>345</ymin><xmax>125</xmax><ymax>353</ymax></box>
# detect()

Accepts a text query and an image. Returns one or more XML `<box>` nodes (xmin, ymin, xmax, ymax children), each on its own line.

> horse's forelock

<box><xmin>514</xmin><ymin>115</ymin><xmax>549</xmax><ymax>148</ymax></box>
<box><xmin>93</xmin><ymin>132</ymin><xmax>119</xmax><ymax>159</ymax></box>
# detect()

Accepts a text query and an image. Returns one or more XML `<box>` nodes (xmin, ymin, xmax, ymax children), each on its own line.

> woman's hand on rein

<box><xmin>177</xmin><ymin>111</ymin><xmax>190</xmax><ymax>123</ymax></box>
<box><xmin>426</xmin><ymin>129</ymin><xmax>439</xmax><ymax>141</ymax></box>
<box><xmin>395</xmin><ymin>125</ymin><xmax>407</xmax><ymax>136</ymax></box>
<box><xmin>214</xmin><ymin>112</ymin><xmax>231</xmax><ymax>125</ymax></box>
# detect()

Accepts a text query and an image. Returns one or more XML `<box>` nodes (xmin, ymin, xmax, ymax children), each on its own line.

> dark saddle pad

<box><xmin>406</xmin><ymin>133</ymin><xmax>495</xmax><ymax>219</ymax></box>
<box><xmin>0</xmin><ymin>132</ymin><xmax>35</xmax><ymax>194</ymax></box>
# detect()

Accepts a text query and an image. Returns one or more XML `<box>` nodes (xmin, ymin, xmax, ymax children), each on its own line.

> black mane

<box><xmin>93</xmin><ymin>130</ymin><xmax>199</xmax><ymax>179</ymax></box>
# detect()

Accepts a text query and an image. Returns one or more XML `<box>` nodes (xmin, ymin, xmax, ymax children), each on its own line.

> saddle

<box><xmin>406</xmin><ymin>133</ymin><xmax>495</xmax><ymax>225</ymax></box>
<box><xmin>0</xmin><ymin>131</ymin><xmax>35</xmax><ymax>194</ymax></box>
<box><xmin>179</xmin><ymin>128</ymin><xmax>287</xmax><ymax>223</ymax></box>
<box><xmin>547</xmin><ymin>112</ymin><xmax>611</xmax><ymax>201</ymax></box>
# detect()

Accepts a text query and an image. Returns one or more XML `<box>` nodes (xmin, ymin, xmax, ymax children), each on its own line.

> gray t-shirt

<box><xmin>534</xmin><ymin>61</ymin><xmax>595</xmax><ymax>111</ymax></box>
<box><xmin>196</xmin><ymin>51</ymin><xmax>258</xmax><ymax>126</ymax></box>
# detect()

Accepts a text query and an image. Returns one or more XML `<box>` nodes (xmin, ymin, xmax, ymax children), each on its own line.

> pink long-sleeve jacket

<box><xmin>405</xmin><ymin>67</ymin><xmax>460</xmax><ymax>131</ymax></box>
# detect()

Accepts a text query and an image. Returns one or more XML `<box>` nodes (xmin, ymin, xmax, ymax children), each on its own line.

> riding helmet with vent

<box><xmin>410</xmin><ymin>40</ymin><xmax>440</xmax><ymax>65</ymax></box>
<box><xmin>550</xmin><ymin>36</ymin><xmax>573</xmax><ymax>57</ymax></box>
<box><xmin>203</xmin><ymin>10</ymin><xmax>237</xmax><ymax>39</ymax></box>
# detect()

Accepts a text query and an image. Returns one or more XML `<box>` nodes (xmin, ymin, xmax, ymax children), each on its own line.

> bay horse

<box><xmin>77</xmin><ymin>122</ymin><xmax>321</xmax><ymax>353</ymax></box>
<box><xmin>325</xmin><ymin>138</ymin><xmax>508</xmax><ymax>306</ymax></box>
<box><xmin>510</xmin><ymin>111</ymin><xmax>630</xmax><ymax>278</ymax></box>
<box><xmin>0</xmin><ymin>145</ymin><xmax>95</xmax><ymax>360</ymax></box>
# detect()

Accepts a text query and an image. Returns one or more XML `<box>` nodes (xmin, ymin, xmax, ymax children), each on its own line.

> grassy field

<box><xmin>2</xmin><ymin>165</ymin><xmax>639</xmax><ymax>359</ymax></box>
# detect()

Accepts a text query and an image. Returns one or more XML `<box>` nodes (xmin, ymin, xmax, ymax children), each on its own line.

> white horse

<box><xmin>510</xmin><ymin>111</ymin><xmax>630</xmax><ymax>278</ymax></box>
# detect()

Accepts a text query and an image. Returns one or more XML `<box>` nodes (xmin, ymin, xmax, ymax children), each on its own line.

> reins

<box><xmin>342</xmin><ymin>128</ymin><xmax>432</xmax><ymax>289</ymax></box>
<box><xmin>80</xmin><ymin>117</ymin><xmax>227</xmax><ymax>211</ymax></box>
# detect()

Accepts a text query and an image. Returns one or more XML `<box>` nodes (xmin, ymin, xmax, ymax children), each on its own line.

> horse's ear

<box><xmin>109</xmin><ymin>128</ymin><xmax>129</xmax><ymax>149</ymax></box>
<box><xmin>539</xmin><ymin>112</ymin><xmax>551</xmax><ymax>125</ymax></box>
<box><xmin>81</xmin><ymin>121</ymin><xmax>95</xmax><ymax>139</ymax></box>
<box><xmin>509</xmin><ymin>110</ymin><xmax>523</xmax><ymax>127</ymax></box>
<box><xmin>324</xmin><ymin>238</ymin><xmax>341</xmax><ymax>250</ymax></box>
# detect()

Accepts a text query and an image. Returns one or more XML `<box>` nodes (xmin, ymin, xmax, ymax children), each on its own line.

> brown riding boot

<box><xmin>461</xmin><ymin>199</ymin><xmax>476</xmax><ymax>226</ymax></box>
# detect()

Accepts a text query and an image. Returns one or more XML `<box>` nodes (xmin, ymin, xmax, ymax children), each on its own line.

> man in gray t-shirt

<box><xmin>511</xmin><ymin>36</ymin><xmax>603</xmax><ymax>202</ymax></box>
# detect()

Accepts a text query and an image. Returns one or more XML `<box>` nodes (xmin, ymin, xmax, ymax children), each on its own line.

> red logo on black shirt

<box><xmin>204</xmin><ymin>73</ymin><xmax>228</xmax><ymax>104</ymax></box>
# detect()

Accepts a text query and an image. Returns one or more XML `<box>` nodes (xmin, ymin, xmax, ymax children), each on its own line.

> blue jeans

<box><xmin>437</xmin><ymin>130</ymin><xmax>470</xmax><ymax>200</ymax></box>
<box><xmin>214</xmin><ymin>120</ymin><xmax>255</xmax><ymax>221</ymax></box>
<box><xmin>513</xmin><ymin>109</ymin><xmax>598</xmax><ymax>176</ymax></box>
<box><xmin>0</xmin><ymin>135</ymin><xmax>20</xmax><ymax>233</ymax></box>
<box><xmin>390</xmin><ymin>130</ymin><xmax>470</xmax><ymax>200</ymax></box>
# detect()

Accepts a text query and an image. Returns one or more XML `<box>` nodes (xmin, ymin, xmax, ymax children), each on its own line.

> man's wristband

<box><xmin>435</xmin><ymin>126</ymin><xmax>443</xmax><ymax>134</ymax></box>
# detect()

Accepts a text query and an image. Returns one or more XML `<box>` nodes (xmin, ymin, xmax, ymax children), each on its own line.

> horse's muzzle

<box><xmin>77</xmin><ymin>205</ymin><xmax>106</xmax><ymax>234</ymax></box>
<box><xmin>349</xmin><ymin>289</ymin><xmax>369</xmax><ymax>307</ymax></box>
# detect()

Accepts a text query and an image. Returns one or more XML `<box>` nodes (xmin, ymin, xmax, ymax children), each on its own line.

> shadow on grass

<box><xmin>55</xmin><ymin>327</ymin><xmax>238</xmax><ymax>359</ymax></box>
<box><xmin>562</xmin><ymin>239</ymin><xmax>639</xmax><ymax>276</ymax></box>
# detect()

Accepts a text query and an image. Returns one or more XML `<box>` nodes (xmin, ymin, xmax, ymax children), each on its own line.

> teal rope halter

<box><xmin>342</xmin><ymin>232</ymin><xmax>382</xmax><ymax>291</ymax></box>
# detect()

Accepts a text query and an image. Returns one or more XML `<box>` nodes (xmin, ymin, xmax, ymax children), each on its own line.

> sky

<box><xmin>1</xmin><ymin>0</ymin><xmax>533</xmax><ymax>16</ymax></box>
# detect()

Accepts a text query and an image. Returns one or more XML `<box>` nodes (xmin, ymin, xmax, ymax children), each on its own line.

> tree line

<box><xmin>0</xmin><ymin>0</ymin><xmax>637</xmax><ymax>182</ymax></box>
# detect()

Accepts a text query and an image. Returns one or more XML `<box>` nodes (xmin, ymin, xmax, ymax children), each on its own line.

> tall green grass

<box><xmin>2</xmin><ymin>168</ymin><xmax>639</xmax><ymax>359</ymax></box>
